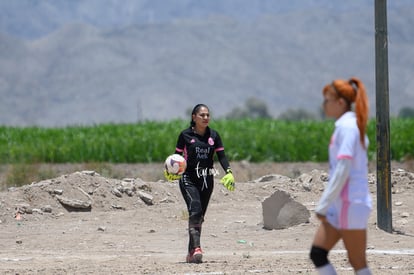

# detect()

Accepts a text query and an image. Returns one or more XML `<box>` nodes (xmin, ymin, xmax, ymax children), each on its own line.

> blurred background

<box><xmin>0</xmin><ymin>0</ymin><xmax>413</xmax><ymax>127</ymax></box>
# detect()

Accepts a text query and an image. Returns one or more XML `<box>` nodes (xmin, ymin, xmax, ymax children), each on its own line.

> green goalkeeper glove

<box><xmin>164</xmin><ymin>170</ymin><xmax>182</xmax><ymax>182</ymax></box>
<box><xmin>220</xmin><ymin>168</ymin><xmax>235</xmax><ymax>191</ymax></box>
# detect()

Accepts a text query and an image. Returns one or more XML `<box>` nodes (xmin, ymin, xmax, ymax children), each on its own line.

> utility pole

<box><xmin>375</xmin><ymin>0</ymin><xmax>392</xmax><ymax>232</ymax></box>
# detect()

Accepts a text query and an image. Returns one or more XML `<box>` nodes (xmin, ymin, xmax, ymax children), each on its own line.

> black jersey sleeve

<box><xmin>213</xmin><ymin>130</ymin><xmax>231</xmax><ymax>171</ymax></box>
<box><xmin>216</xmin><ymin>150</ymin><xmax>230</xmax><ymax>172</ymax></box>
<box><xmin>174</xmin><ymin>131</ymin><xmax>186</xmax><ymax>154</ymax></box>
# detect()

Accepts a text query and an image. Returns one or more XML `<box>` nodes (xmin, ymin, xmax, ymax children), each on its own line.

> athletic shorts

<box><xmin>326</xmin><ymin>202</ymin><xmax>372</xmax><ymax>230</ymax></box>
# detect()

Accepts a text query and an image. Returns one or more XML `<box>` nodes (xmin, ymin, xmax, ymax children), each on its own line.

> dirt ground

<box><xmin>0</xmin><ymin>161</ymin><xmax>413</xmax><ymax>274</ymax></box>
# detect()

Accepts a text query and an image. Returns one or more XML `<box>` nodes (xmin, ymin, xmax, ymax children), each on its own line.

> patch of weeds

<box><xmin>3</xmin><ymin>163</ymin><xmax>60</xmax><ymax>189</ymax></box>
<box><xmin>180</xmin><ymin>209</ymin><xmax>189</xmax><ymax>221</ymax></box>
<box><xmin>6</xmin><ymin>163</ymin><xmax>40</xmax><ymax>188</ymax></box>
<box><xmin>37</xmin><ymin>167</ymin><xmax>59</xmax><ymax>181</ymax></box>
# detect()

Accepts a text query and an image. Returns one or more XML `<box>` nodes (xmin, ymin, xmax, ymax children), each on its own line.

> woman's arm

<box><xmin>315</xmin><ymin>158</ymin><xmax>352</xmax><ymax>216</ymax></box>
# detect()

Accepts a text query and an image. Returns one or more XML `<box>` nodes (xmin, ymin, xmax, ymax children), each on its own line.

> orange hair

<box><xmin>322</xmin><ymin>77</ymin><xmax>369</xmax><ymax>148</ymax></box>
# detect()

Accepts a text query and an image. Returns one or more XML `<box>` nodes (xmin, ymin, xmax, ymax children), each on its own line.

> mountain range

<box><xmin>0</xmin><ymin>0</ymin><xmax>413</xmax><ymax>127</ymax></box>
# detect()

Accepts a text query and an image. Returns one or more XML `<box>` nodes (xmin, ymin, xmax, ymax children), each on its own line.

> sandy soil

<box><xmin>0</xmin><ymin>162</ymin><xmax>413</xmax><ymax>274</ymax></box>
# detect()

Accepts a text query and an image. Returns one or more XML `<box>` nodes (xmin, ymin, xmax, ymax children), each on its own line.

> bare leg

<box><xmin>312</xmin><ymin>220</ymin><xmax>341</xmax><ymax>250</ymax></box>
<box><xmin>340</xmin><ymin>229</ymin><xmax>369</xmax><ymax>271</ymax></box>
<box><xmin>310</xmin><ymin>221</ymin><xmax>342</xmax><ymax>274</ymax></box>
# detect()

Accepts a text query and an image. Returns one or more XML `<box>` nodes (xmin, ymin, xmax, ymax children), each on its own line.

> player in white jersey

<box><xmin>310</xmin><ymin>77</ymin><xmax>372</xmax><ymax>275</ymax></box>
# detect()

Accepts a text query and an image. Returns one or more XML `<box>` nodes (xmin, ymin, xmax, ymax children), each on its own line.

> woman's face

<box><xmin>192</xmin><ymin>106</ymin><xmax>210</xmax><ymax>128</ymax></box>
<box><xmin>322</xmin><ymin>92</ymin><xmax>346</xmax><ymax>119</ymax></box>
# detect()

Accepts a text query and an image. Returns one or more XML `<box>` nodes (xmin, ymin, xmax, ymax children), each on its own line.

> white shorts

<box><xmin>326</xmin><ymin>202</ymin><xmax>372</xmax><ymax>230</ymax></box>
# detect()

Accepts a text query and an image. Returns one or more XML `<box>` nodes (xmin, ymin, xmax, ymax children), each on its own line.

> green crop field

<box><xmin>0</xmin><ymin>118</ymin><xmax>413</xmax><ymax>164</ymax></box>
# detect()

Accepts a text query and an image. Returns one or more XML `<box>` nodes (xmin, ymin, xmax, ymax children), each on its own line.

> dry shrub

<box><xmin>3</xmin><ymin>163</ymin><xmax>58</xmax><ymax>189</ymax></box>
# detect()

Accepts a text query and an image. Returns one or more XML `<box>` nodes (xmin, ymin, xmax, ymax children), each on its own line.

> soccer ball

<box><xmin>164</xmin><ymin>154</ymin><xmax>187</xmax><ymax>175</ymax></box>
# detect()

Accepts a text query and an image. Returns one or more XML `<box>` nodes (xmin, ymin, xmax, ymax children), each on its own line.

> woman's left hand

<box><xmin>220</xmin><ymin>169</ymin><xmax>235</xmax><ymax>191</ymax></box>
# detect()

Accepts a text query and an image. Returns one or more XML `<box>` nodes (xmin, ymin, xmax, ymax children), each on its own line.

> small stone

<box><xmin>111</xmin><ymin>188</ymin><xmax>122</xmax><ymax>198</ymax></box>
<box><xmin>400</xmin><ymin>212</ymin><xmax>409</xmax><ymax>218</ymax></box>
<box><xmin>54</xmin><ymin>189</ymin><xmax>63</xmax><ymax>195</ymax></box>
<box><xmin>81</xmin><ymin>170</ymin><xmax>97</xmax><ymax>176</ymax></box>
<box><xmin>138</xmin><ymin>191</ymin><xmax>153</xmax><ymax>205</ymax></box>
<box><xmin>41</xmin><ymin>205</ymin><xmax>53</xmax><ymax>213</ymax></box>
<box><xmin>111</xmin><ymin>204</ymin><xmax>125</xmax><ymax>210</ymax></box>
<box><xmin>160</xmin><ymin>197</ymin><xmax>174</xmax><ymax>203</ymax></box>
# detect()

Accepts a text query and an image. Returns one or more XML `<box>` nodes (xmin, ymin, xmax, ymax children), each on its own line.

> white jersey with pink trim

<box><xmin>329</xmin><ymin>111</ymin><xmax>372</xmax><ymax>207</ymax></box>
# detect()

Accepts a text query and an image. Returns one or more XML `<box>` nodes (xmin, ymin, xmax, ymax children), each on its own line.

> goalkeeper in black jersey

<box><xmin>164</xmin><ymin>103</ymin><xmax>235</xmax><ymax>264</ymax></box>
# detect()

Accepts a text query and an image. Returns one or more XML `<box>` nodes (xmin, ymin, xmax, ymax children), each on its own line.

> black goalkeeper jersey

<box><xmin>175</xmin><ymin>126</ymin><xmax>225</xmax><ymax>173</ymax></box>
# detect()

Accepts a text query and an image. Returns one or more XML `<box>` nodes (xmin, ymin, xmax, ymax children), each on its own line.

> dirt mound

<box><xmin>2</xmin><ymin>167</ymin><xmax>412</xmax><ymax>228</ymax></box>
<box><xmin>1</xmin><ymin>171</ymin><xmax>179</xmax><ymax>222</ymax></box>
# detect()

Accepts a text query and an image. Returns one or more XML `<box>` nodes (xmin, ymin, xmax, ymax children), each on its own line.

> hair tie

<box><xmin>349</xmin><ymin>80</ymin><xmax>358</xmax><ymax>95</ymax></box>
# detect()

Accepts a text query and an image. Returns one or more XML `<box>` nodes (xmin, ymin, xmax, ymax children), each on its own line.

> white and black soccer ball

<box><xmin>164</xmin><ymin>154</ymin><xmax>187</xmax><ymax>175</ymax></box>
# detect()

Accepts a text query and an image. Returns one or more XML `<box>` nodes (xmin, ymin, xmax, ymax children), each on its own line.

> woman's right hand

<box><xmin>164</xmin><ymin>170</ymin><xmax>181</xmax><ymax>182</ymax></box>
